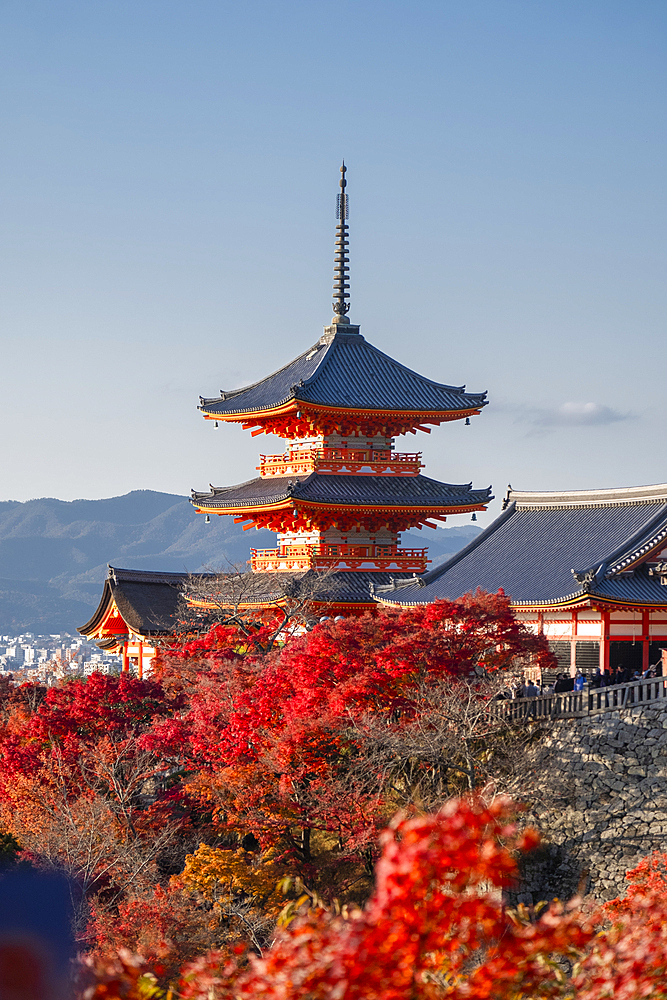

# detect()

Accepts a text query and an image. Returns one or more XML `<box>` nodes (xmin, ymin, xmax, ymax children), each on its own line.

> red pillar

<box><xmin>601</xmin><ymin>609</ymin><xmax>610</xmax><ymax>673</ymax></box>
<box><xmin>642</xmin><ymin>609</ymin><xmax>650</xmax><ymax>674</ymax></box>
<box><xmin>137</xmin><ymin>643</ymin><xmax>143</xmax><ymax>680</ymax></box>
<box><xmin>536</xmin><ymin>612</ymin><xmax>544</xmax><ymax>684</ymax></box>
<box><xmin>122</xmin><ymin>642</ymin><xmax>129</xmax><ymax>673</ymax></box>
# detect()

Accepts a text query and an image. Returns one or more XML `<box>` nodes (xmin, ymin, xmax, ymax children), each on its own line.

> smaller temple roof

<box><xmin>375</xmin><ymin>483</ymin><xmax>667</xmax><ymax>609</ymax></box>
<box><xmin>191</xmin><ymin>473</ymin><xmax>492</xmax><ymax>512</ymax></box>
<box><xmin>78</xmin><ymin>567</ymin><xmax>414</xmax><ymax>639</ymax></box>
<box><xmin>78</xmin><ymin>566</ymin><xmax>191</xmax><ymax>638</ymax></box>
<box><xmin>199</xmin><ymin>326</ymin><xmax>488</xmax><ymax>419</ymax></box>
<box><xmin>219</xmin><ymin>569</ymin><xmax>418</xmax><ymax>608</ymax></box>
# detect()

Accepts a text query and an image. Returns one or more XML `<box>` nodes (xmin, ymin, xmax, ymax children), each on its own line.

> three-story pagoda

<box><xmin>191</xmin><ymin>165</ymin><xmax>493</xmax><ymax>611</ymax></box>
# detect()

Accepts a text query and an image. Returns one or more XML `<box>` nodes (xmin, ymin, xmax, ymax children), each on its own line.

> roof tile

<box><xmin>199</xmin><ymin>328</ymin><xmax>487</xmax><ymax>417</ymax></box>
<box><xmin>380</xmin><ymin>487</ymin><xmax>667</xmax><ymax>607</ymax></box>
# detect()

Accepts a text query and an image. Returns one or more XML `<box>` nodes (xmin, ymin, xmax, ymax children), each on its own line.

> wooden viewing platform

<box><xmin>500</xmin><ymin>677</ymin><xmax>667</xmax><ymax>722</ymax></box>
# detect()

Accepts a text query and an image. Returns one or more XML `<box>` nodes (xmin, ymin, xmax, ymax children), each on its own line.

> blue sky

<box><xmin>2</xmin><ymin>1</ymin><xmax>666</xmax><ymax>528</ymax></box>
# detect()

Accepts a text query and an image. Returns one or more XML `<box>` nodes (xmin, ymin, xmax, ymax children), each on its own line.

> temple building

<box><xmin>78</xmin><ymin>164</ymin><xmax>492</xmax><ymax>660</ymax></box>
<box><xmin>376</xmin><ymin>483</ymin><xmax>667</xmax><ymax>676</ymax></box>
<box><xmin>81</xmin><ymin>165</ymin><xmax>667</xmax><ymax>679</ymax></box>
<box><xmin>190</xmin><ymin>163</ymin><xmax>492</xmax><ymax>611</ymax></box>
<box><xmin>77</xmin><ymin>567</ymin><xmax>189</xmax><ymax>677</ymax></box>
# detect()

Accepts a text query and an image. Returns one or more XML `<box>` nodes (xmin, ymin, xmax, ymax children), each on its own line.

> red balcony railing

<box><xmin>250</xmin><ymin>544</ymin><xmax>430</xmax><ymax>573</ymax></box>
<box><xmin>258</xmin><ymin>448</ymin><xmax>422</xmax><ymax>477</ymax></box>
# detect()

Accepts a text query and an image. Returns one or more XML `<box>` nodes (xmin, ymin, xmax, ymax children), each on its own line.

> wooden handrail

<box><xmin>496</xmin><ymin>677</ymin><xmax>667</xmax><ymax>722</ymax></box>
<box><xmin>251</xmin><ymin>546</ymin><xmax>428</xmax><ymax>558</ymax></box>
<box><xmin>259</xmin><ymin>449</ymin><xmax>422</xmax><ymax>463</ymax></box>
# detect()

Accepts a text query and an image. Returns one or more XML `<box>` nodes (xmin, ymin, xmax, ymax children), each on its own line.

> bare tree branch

<box><xmin>173</xmin><ymin>563</ymin><xmax>343</xmax><ymax>654</ymax></box>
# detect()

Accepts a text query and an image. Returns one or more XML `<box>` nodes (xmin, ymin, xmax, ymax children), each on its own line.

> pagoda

<box><xmin>191</xmin><ymin>164</ymin><xmax>493</xmax><ymax>611</ymax></box>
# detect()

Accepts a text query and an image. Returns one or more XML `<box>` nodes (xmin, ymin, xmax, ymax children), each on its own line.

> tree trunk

<box><xmin>300</xmin><ymin>826</ymin><xmax>311</xmax><ymax>862</ymax></box>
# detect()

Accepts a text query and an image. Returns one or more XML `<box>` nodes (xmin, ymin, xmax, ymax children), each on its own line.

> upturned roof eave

<box><xmin>199</xmin><ymin>339</ymin><xmax>335</xmax><ymax>410</ymax></box>
<box><xmin>77</xmin><ymin>578</ymin><xmax>115</xmax><ymax>636</ymax></box>
<box><xmin>198</xmin><ymin>330</ymin><xmax>489</xmax><ymax>419</ymax></box>
<box><xmin>190</xmin><ymin>496</ymin><xmax>491</xmax><ymax>514</ymax></box>
<box><xmin>190</xmin><ymin>474</ymin><xmax>492</xmax><ymax>512</ymax></box>
<box><xmin>199</xmin><ymin>397</ymin><xmax>488</xmax><ymax>421</ymax></box>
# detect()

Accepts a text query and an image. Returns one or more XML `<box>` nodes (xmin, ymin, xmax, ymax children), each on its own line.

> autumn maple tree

<box><xmin>0</xmin><ymin>674</ymin><xmax>188</xmax><ymax>938</ymax></box>
<box><xmin>84</xmin><ymin>796</ymin><xmax>596</xmax><ymax>1000</ymax></box>
<box><xmin>571</xmin><ymin>851</ymin><xmax>667</xmax><ymax>1000</ymax></box>
<box><xmin>148</xmin><ymin>593</ymin><xmax>553</xmax><ymax>890</ymax></box>
<box><xmin>17</xmin><ymin>590</ymin><xmax>667</xmax><ymax>999</ymax></box>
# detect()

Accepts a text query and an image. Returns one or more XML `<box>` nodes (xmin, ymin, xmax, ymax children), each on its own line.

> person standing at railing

<box><xmin>642</xmin><ymin>661</ymin><xmax>663</xmax><ymax>679</ymax></box>
<box><xmin>574</xmin><ymin>671</ymin><xmax>585</xmax><ymax>692</ymax></box>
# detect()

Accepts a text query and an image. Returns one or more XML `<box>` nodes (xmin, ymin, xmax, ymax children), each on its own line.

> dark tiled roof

<box><xmin>209</xmin><ymin>569</ymin><xmax>416</xmax><ymax>607</ymax></box>
<box><xmin>326</xmin><ymin>571</ymin><xmax>419</xmax><ymax>604</ymax></box>
<box><xmin>79</xmin><ymin>567</ymin><xmax>406</xmax><ymax>638</ymax></box>
<box><xmin>199</xmin><ymin>326</ymin><xmax>488</xmax><ymax>417</ymax></box>
<box><xmin>593</xmin><ymin>571</ymin><xmax>667</xmax><ymax>605</ymax></box>
<box><xmin>377</xmin><ymin>484</ymin><xmax>667</xmax><ymax>608</ymax></box>
<box><xmin>78</xmin><ymin>566</ymin><xmax>191</xmax><ymax>637</ymax></box>
<box><xmin>192</xmin><ymin>473</ymin><xmax>492</xmax><ymax>510</ymax></box>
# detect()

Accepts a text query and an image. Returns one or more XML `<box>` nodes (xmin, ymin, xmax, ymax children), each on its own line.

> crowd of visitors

<box><xmin>499</xmin><ymin>659</ymin><xmax>664</xmax><ymax>700</ymax></box>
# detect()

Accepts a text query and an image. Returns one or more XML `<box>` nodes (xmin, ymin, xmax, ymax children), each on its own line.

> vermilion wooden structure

<box><xmin>377</xmin><ymin>484</ymin><xmax>667</xmax><ymax>677</ymax></box>
<box><xmin>190</xmin><ymin>164</ymin><xmax>492</xmax><ymax>610</ymax></box>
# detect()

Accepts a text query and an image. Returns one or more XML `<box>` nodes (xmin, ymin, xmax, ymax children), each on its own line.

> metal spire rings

<box><xmin>332</xmin><ymin>162</ymin><xmax>350</xmax><ymax>323</ymax></box>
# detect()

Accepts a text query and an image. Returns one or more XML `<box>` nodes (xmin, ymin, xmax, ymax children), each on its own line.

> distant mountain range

<box><xmin>0</xmin><ymin>491</ymin><xmax>481</xmax><ymax>634</ymax></box>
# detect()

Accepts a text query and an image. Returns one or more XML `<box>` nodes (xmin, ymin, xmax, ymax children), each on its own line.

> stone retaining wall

<box><xmin>517</xmin><ymin>701</ymin><xmax>667</xmax><ymax>903</ymax></box>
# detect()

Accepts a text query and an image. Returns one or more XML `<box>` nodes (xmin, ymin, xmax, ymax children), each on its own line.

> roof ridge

<box><xmin>510</xmin><ymin>483</ymin><xmax>667</xmax><ymax>507</ymax></box>
<box><xmin>416</xmin><ymin>501</ymin><xmax>517</xmax><ymax>585</ymax></box>
<box><xmin>108</xmin><ymin>566</ymin><xmax>192</xmax><ymax>584</ymax></box>
<box><xmin>304</xmin><ymin>333</ymin><xmax>487</xmax><ymax>400</ymax></box>
<box><xmin>200</xmin><ymin>339</ymin><xmax>334</xmax><ymax>407</ymax></box>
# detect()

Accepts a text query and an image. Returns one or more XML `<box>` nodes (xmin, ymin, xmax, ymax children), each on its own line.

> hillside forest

<box><xmin>0</xmin><ymin>592</ymin><xmax>665</xmax><ymax>998</ymax></box>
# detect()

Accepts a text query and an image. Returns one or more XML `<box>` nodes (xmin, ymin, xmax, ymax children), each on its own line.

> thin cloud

<box><xmin>517</xmin><ymin>401</ymin><xmax>634</xmax><ymax>434</ymax></box>
<box><xmin>538</xmin><ymin>401</ymin><xmax>631</xmax><ymax>426</ymax></box>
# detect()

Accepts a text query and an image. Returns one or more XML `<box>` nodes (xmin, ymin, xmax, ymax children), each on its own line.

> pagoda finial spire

<box><xmin>332</xmin><ymin>161</ymin><xmax>351</xmax><ymax>323</ymax></box>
